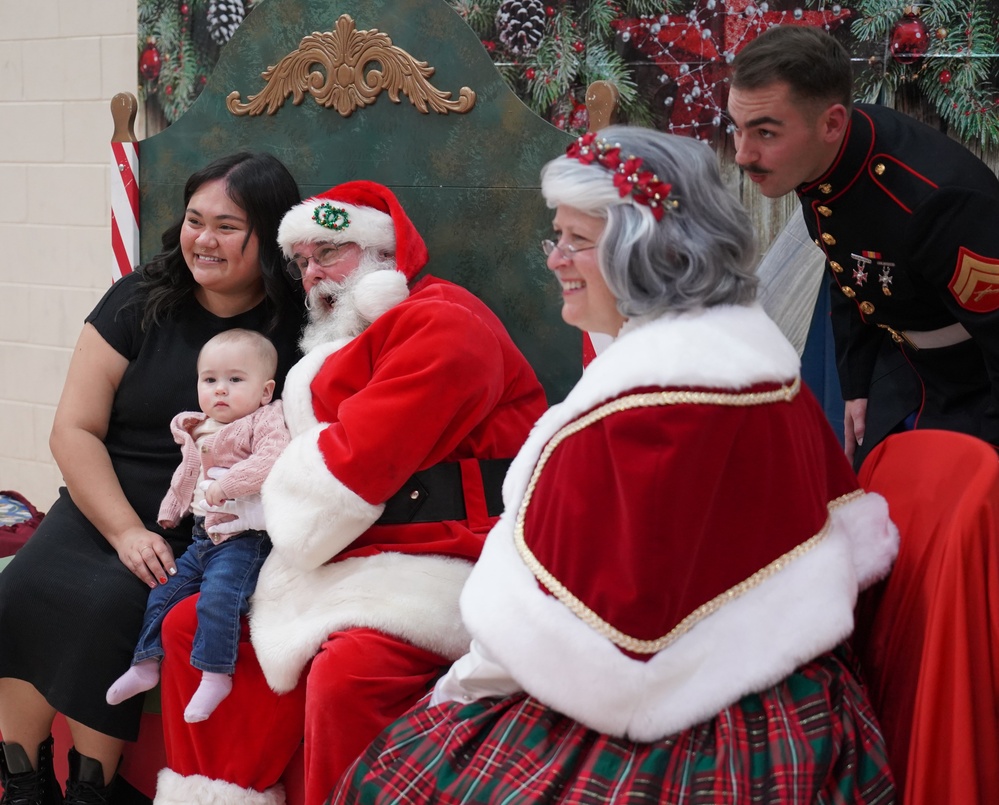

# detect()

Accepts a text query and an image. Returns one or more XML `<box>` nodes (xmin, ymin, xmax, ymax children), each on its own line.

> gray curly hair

<box><xmin>541</xmin><ymin>126</ymin><xmax>758</xmax><ymax>318</ymax></box>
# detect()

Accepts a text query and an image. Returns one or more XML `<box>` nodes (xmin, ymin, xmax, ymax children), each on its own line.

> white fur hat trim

<box><xmin>277</xmin><ymin>199</ymin><xmax>394</xmax><ymax>258</ymax></box>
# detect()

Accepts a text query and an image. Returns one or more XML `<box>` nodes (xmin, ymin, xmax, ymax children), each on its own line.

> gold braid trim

<box><xmin>513</xmin><ymin>379</ymin><xmax>862</xmax><ymax>655</ymax></box>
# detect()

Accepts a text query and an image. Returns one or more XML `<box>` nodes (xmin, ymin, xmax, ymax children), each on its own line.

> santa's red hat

<box><xmin>277</xmin><ymin>181</ymin><xmax>429</xmax><ymax>280</ymax></box>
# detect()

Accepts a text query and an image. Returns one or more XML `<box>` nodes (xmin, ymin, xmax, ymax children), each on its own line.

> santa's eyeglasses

<box><xmin>286</xmin><ymin>243</ymin><xmax>344</xmax><ymax>280</ymax></box>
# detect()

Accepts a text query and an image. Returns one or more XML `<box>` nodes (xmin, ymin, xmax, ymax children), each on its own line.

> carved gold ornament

<box><xmin>227</xmin><ymin>14</ymin><xmax>476</xmax><ymax>118</ymax></box>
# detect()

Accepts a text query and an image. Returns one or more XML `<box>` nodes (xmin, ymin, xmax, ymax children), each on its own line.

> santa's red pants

<box><xmin>159</xmin><ymin>595</ymin><xmax>449</xmax><ymax>805</ymax></box>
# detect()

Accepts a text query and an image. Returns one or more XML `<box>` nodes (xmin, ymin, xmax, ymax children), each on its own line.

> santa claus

<box><xmin>154</xmin><ymin>181</ymin><xmax>548</xmax><ymax>805</ymax></box>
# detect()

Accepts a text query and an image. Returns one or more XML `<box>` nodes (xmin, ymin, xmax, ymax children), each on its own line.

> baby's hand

<box><xmin>204</xmin><ymin>480</ymin><xmax>227</xmax><ymax>507</ymax></box>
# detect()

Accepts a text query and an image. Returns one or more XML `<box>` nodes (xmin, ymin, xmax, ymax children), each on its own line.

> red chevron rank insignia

<box><xmin>950</xmin><ymin>247</ymin><xmax>999</xmax><ymax>312</ymax></box>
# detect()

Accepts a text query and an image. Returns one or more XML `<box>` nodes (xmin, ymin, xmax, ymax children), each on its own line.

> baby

<box><xmin>107</xmin><ymin>328</ymin><xmax>290</xmax><ymax>722</ymax></box>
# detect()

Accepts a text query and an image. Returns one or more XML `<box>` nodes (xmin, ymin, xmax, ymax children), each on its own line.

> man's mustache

<box><xmin>305</xmin><ymin>280</ymin><xmax>344</xmax><ymax>311</ymax></box>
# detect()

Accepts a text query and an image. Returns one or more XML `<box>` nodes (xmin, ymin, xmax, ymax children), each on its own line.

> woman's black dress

<box><xmin>0</xmin><ymin>272</ymin><xmax>301</xmax><ymax>740</ymax></box>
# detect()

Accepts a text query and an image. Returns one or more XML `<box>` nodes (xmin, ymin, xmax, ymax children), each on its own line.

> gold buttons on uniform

<box><xmin>841</xmin><ymin>286</ymin><xmax>856</xmax><ymax>298</ymax></box>
<box><xmin>859</xmin><ymin>301</ymin><xmax>875</xmax><ymax>314</ymax></box>
<box><xmin>821</xmin><ymin>233</ymin><xmax>836</xmax><ymax>246</ymax></box>
<box><xmin>830</xmin><ymin>261</ymin><xmax>844</xmax><ymax>273</ymax></box>
<box><xmin>814</xmin><ymin>238</ymin><xmax>821</xmax><ymax>247</ymax></box>
<box><xmin>817</xmin><ymin>206</ymin><xmax>832</xmax><ymax>217</ymax></box>
<box><xmin>874</xmin><ymin>163</ymin><xmax>886</xmax><ymax>175</ymax></box>
<box><xmin>819</xmin><ymin>183</ymin><xmax>832</xmax><ymax>194</ymax></box>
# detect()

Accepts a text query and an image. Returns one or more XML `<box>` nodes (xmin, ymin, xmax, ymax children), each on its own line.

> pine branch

<box><xmin>585</xmin><ymin>0</ymin><xmax>621</xmax><ymax>38</ymax></box>
<box><xmin>583</xmin><ymin>42</ymin><xmax>637</xmax><ymax>105</ymax></box>
<box><xmin>852</xmin><ymin>1</ymin><xmax>907</xmax><ymax>43</ymax></box>
<box><xmin>622</xmin><ymin>0</ymin><xmax>678</xmax><ymax>16</ymax></box>
<box><xmin>451</xmin><ymin>0</ymin><xmax>503</xmax><ymax>37</ymax></box>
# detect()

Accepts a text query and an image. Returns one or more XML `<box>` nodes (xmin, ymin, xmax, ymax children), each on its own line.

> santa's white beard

<box><xmin>298</xmin><ymin>256</ymin><xmax>394</xmax><ymax>354</ymax></box>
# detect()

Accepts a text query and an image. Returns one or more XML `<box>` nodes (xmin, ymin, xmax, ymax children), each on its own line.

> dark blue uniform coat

<box><xmin>797</xmin><ymin>103</ymin><xmax>999</xmax><ymax>466</ymax></box>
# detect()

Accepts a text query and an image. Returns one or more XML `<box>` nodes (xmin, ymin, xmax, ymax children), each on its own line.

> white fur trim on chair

<box><xmin>262</xmin><ymin>424</ymin><xmax>385</xmax><ymax>571</ymax></box>
<box><xmin>154</xmin><ymin>768</ymin><xmax>284</xmax><ymax>805</ymax></box>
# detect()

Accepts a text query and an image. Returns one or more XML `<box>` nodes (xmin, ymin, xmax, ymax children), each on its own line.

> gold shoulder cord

<box><xmin>513</xmin><ymin>378</ymin><xmax>862</xmax><ymax>655</ymax></box>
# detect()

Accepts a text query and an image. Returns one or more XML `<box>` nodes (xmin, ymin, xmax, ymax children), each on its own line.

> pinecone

<box><xmin>207</xmin><ymin>0</ymin><xmax>246</xmax><ymax>46</ymax></box>
<box><xmin>496</xmin><ymin>0</ymin><xmax>546</xmax><ymax>56</ymax></box>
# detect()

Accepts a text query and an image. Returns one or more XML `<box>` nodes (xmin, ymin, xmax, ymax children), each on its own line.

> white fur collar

<box><xmin>504</xmin><ymin>304</ymin><xmax>798</xmax><ymax>508</ymax></box>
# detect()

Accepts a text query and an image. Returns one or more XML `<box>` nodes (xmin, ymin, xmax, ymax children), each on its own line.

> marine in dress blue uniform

<box><xmin>798</xmin><ymin>102</ymin><xmax>999</xmax><ymax>467</ymax></box>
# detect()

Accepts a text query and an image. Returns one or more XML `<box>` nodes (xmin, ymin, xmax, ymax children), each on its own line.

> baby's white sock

<box><xmin>183</xmin><ymin>671</ymin><xmax>233</xmax><ymax>723</ymax></box>
<box><xmin>106</xmin><ymin>658</ymin><xmax>160</xmax><ymax>705</ymax></box>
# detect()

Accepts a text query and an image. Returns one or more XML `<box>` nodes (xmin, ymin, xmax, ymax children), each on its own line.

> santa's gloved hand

<box><xmin>196</xmin><ymin>468</ymin><xmax>267</xmax><ymax>533</ymax></box>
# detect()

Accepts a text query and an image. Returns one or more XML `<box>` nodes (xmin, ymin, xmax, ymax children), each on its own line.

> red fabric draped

<box><xmin>855</xmin><ymin>430</ymin><xmax>999</xmax><ymax>805</ymax></box>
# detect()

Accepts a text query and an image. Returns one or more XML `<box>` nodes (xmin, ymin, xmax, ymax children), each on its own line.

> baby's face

<box><xmin>197</xmin><ymin>342</ymin><xmax>274</xmax><ymax>424</ymax></box>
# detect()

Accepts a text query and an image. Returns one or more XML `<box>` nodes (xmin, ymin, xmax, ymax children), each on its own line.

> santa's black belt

<box><xmin>375</xmin><ymin>458</ymin><xmax>512</xmax><ymax>525</ymax></box>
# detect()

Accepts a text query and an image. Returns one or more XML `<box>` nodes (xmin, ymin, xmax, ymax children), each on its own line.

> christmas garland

<box><xmin>452</xmin><ymin>0</ymin><xmax>664</xmax><ymax>133</ymax></box>
<box><xmin>851</xmin><ymin>0</ymin><xmax>999</xmax><ymax>145</ymax></box>
<box><xmin>136</xmin><ymin>0</ymin><xmax>999</xmax><ymax>150</ymax></box>
<box><xmin>138</xmin><ymin>0</ymin><xmax>253</xmax><ymax>124</ymax></box>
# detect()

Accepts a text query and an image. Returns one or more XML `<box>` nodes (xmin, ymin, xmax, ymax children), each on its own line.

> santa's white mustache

<box><xmin>304</xmin><ymin>280</ymin><xmax>344</xmax><ymax>311</ymax></box>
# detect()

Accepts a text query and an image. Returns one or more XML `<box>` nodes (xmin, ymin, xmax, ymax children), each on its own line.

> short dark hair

<box><xmin>731</xmin><ymin>26</ymin><xmax>853</xmax><ymax>111</ymax></box>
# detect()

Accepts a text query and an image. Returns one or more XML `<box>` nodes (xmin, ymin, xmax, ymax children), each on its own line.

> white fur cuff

<box><xmin>154</xmin><ymin>768</ymin><xmax>285</xmax><ymax>805</ymax></box>
<box><xmin>262</xmin><ymin>424</ymin><xmax>385</xmax><ymax>571</ymax></box>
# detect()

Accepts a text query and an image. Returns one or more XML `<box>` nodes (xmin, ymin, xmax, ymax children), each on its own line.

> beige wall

<box><xmin>0</xmin><ymin>0</ymin><xmax>141</xmax><ymax>510</ymax></box>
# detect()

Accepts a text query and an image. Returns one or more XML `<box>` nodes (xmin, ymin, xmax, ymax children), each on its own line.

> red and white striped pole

<box><xmin>110</xmin><ymin>92</ymin><xmax>139</xmax><ymax>283</ymax></box>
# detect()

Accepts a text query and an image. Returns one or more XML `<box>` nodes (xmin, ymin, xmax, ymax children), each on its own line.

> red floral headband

<box><xmin>565</xmin><ymin>132</ymin><xmax>677</xmax><ymax>221</ymax></box>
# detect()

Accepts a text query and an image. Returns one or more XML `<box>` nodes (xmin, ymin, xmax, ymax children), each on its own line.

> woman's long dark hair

<box><xmin>139</xmin><ymin>152</ymin><xmax>303</xmax><ymax>333</ymax></box>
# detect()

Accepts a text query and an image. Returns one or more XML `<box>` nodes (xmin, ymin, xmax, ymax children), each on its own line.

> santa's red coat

<box><xmin>252</xmin><ymin>273</ymin><xmax>548</xmax><ymax>692</ymax></box>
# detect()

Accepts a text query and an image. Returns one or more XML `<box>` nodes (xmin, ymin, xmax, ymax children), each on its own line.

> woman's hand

<box><xmin>112</xmin><ymin>526</ymin><xmax>177</xmax><ymax>588</ymax></box>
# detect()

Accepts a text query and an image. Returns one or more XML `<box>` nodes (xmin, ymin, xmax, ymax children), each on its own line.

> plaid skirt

<box><xmin>328</xmin><ymin>648</ymin><xmax>895</xmax><ymax>804</ymax></box>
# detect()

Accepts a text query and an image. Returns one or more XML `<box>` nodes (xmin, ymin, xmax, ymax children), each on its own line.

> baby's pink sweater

<box><xmin>157</xmin><ymin>400</ymin><xmax>289</xmax><ymax>538</ymax></box>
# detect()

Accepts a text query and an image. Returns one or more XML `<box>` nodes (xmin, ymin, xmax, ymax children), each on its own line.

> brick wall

<box><xmin>0</xmin><ymin>0</ymin><xmax>140</xmax><ymax>510</ymax></box>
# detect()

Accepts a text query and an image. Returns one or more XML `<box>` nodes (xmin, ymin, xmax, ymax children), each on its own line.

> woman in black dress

<box><xmin>0</xmin><ymin>152</ymin><xmax>303</xmax><ymax>804</ymax></box>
